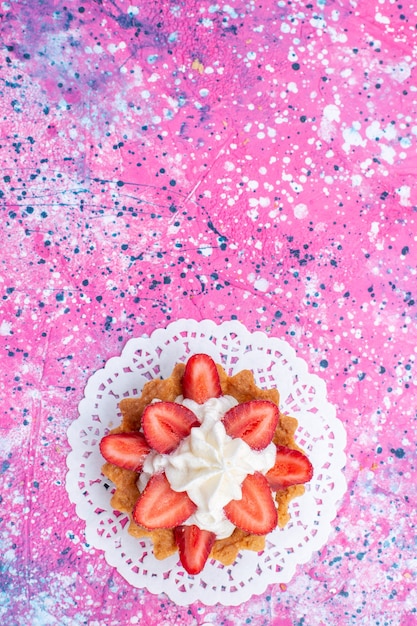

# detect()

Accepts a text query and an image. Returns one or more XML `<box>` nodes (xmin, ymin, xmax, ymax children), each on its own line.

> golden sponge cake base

<box><xmin>102</xmin><ymin>362</ymin><xmax>305</xmax><ymax>566</ymax></box>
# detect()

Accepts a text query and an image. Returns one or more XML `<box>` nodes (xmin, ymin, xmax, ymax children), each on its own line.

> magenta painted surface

<box><xmin>1</xmin><ymin>0</ymin><xmax>416</xmax><ymax>624</ymax></box>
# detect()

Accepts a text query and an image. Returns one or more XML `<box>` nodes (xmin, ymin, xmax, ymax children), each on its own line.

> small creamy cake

<box><xmin>100</xmin><ymin>354</ymin><xmax>313</xmax><ymax>574</ymax></box>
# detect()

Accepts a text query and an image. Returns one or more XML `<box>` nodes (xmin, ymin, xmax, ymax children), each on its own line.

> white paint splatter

<box><xmin>247</xmin><ymin>207</ymin><xmax>259</xmax><ymax>221</ymax></box>
<box><xmin>396</xmin><ymin>186</ymin><xmax>411</xmax><ymax>207</ymax></box>
<box><xmin>254</xmin><ymin>277</ymin><xmax>269</xmax><ymax>292</ymax></box>
<box><xmin>199</xmin><ymin>246</ymin><xmax>213</xmax><ymax>257</ymax></box>
<box><xmin>327</xmin><ymin>27</ymin><xmax>348</xmax><ymax>43</ymax></box>
<box><xmin>342</xmin><ymin>121</ymin><xmax>366</xmax><ymax>151</ymax></box>
<box><xmin>375</xmin><ymin>12</ymin><xmax>390</xmax><ymax>24</ymax></box>
<box><xmin>294</xmin><ymin>203</ymin><xmax>308</xmax><ymax>219</ymax></box>
<box><xmin>386</xmin><ymin>61</ymin><xmax>412</xmax><ymax>83</ymax></box>
<box><xmin>366</xmin><ymin>120</ymin><xmax>396</xmax><ymax>141</ymax></box>
<box><xmin>0</xmin><ymin>320</ymin><xmax>12</xmax><ymax>335</ymax></box>
<box><xmin>380</xmin><ymin>144</ymin><xmax>396</xmax><ymax>164</ymax></box>
<box><xmin>323</xmin><ymin>104</ymin><xmax>341</xmax><ymax>123</ymax></box>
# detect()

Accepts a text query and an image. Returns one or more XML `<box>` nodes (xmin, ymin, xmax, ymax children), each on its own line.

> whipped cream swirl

<box><xmin>138</xmin><ymin>395</ymin><xmax>276</xmax><ymax>539</ymax></box>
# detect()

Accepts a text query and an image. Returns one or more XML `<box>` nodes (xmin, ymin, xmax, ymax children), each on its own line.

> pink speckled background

<box><xmin>1</xmin><ymin>0</ymin><xmax>416</xmax><ymax>624</ymax></box>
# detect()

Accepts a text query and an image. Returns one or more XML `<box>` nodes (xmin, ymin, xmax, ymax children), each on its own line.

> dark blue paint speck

<box><xmin>391</xmin><ymin>448</ymin><xmax>405</xmax><ymax>459</ymax></box>
<box><xmin>104</xmin><ymin>316</ymin><xmax>113</xmax><ymax>330</ymax></box>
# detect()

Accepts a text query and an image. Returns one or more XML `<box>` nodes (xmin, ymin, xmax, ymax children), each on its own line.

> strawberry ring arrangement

<box><xmin>100</xmin><ymin>353</ymin><xmax>313</xmax><ymax>575</ymax></box>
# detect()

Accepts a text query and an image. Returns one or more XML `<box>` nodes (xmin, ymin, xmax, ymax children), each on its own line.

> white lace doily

<box><xmin>66</xmin><ymin>319</ymin><xmax>347</xmax><ymax>606</ymax></box>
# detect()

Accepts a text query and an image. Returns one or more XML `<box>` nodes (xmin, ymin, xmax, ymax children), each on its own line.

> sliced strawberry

<box><xmin>141</xmin><ymin>401</ymin><xmax>199</xmax><ymax>453</ymax></box>
<box><xmin>133</xmin><ymin>473</ymin><xmax>197</xmax><ymax>530</ymax></box>
<box><xmin>174</xmin><ymin>525</ymin><xmax>216</xmax><ymax>575</ymax></box>
<box><xmin>99</xmin><ymin>432</ymin><xmax>150</xmax><ymax>471</ymax></box>
<box><xmin>182</xmin><ymin>354</ymin><xmax>222</xmax><ymax>404</ymax></box>
<box><xmin>224</xmin><ymin>472</ymin><xmax>277</xmax><ymax>535</ymax></box>
<box><xmin>266</xmin><ymin>445</ymin><xmax>313</xmax><ymax>491</ymax></box>
<box><xmin>222</xmin><ymin>400</ymin><xmax>279</xmax><ymax>450</ymax></box>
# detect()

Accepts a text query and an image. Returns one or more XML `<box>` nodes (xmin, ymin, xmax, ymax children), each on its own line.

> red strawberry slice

<box><xmin>182</xmin><ymin>354</ymin><xmax>222</xmax><ymax>404</ymax></box>
<box><xmin>141</xmin><ymin>401</ymin><xmax>199</xmax><ymax>453</ymax></box>
<box><xmin>222</xmin><ymin>400</ymin><xmax>279</xmax><ymax>450</ymax></box>
<box><xmin>99</xmin><ymin>432</ymin><xmax>150</xmax><ymax>471</ymax></box>
<box><xmin>266</xmin><ymin>445</ymin><xmax>313</xmax><ymax>491</ymax></box>
<box><xmin>174</xmin><ymin>525</ymin><xmax>216</xmax><ymax>575</ymax></box>
<box><xmin>133</xmin><ymin>473</ymin><xmax>197</xmax><ymax>530</ymax></box>
<box><xmin>224</xmin><ymin>472</ymin><xmax>277</xmax><ymax>535</ymax></box>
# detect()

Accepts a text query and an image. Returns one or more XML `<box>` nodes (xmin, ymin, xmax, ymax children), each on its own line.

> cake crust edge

<box><xmin>102</xmin><ymin>361</ymin><xmax>305</xmax><ymax>565</ymax></box>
